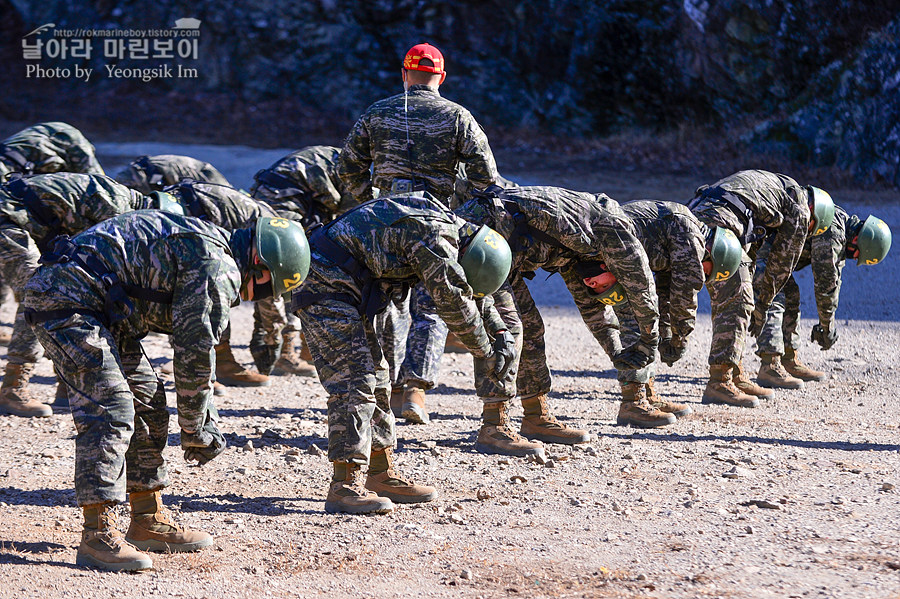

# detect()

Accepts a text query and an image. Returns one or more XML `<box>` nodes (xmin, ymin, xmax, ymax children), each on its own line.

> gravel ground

<box><xmin>0</xmin><ymin>145</ymin><xmax>898</xmax><ymax>598</ymax></box>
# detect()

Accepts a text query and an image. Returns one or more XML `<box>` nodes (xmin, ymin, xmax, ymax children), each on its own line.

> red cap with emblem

<box><xmin>403</xmin><ymin>43</ymin><xmax>445</xmax><ymax>74</ymax></box>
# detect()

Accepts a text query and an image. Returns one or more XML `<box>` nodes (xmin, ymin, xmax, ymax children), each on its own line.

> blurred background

<box><xmin>2</xmin><ymin>0</ymin><xmax>899</xmax><ymax>190</ymax></box>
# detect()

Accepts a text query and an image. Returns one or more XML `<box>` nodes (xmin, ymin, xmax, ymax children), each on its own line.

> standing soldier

<box><xmin>0</xmin><ymin>173</ymin><xmax>164</xmax><ymax>417</ymax></box>
<box><xmin>115</xmin><ymin>154</ymin><xmax>232</xmax><ymax>195</ymax></box>
<box><xmin>455</xmin><ymin>186</ymin><xmax>657</xmax><ymax>453</ymax></box>
<box><xmin>687</xmin><ymin>170</ymin><xmax>835</xmax><ymax>408</ymax></box>
<box><xmin>338</xmin><ymin>42</ymin><xmax>499</xmax><ymax>425</ymax></box>
<box><xmin>0</xmin><ymin>121</ymin><xmax>104</xmax><ymax>180</ymax></box>
<box><xmin>292</xmin><ymin>193</ymin><xmax>513</xmax><ymax>515</ymax></box>
<box><xmin>23</xmin><ymin>211</ymin><xmax>309</xmax><ymax>571</ymax></box>
<box><xmin>755</xmin><ymin>207</ymin><xmax>891</xmax><ymax>388</ymax></box>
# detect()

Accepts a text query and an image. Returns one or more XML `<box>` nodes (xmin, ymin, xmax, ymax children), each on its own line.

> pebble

<box><xmin>476</xmin><ymin>487</ymin><xmax>492</xmax><ymax>500</ymax></box>
<box><xmin>722</xmin><ymin>466</ymin><xmax>752</xmax><ymax>479</ymax></box>
<box><xmin>460</xmin><ymin>569</ymin><xmax>473</xmax><ymax>580</ymax></box>
<box><xmin>509</xmin><ymin>475</ymin><xmax>527</xmax><ymax>484</ymax></box>
<box><xmin>243</xmin><ymin>441</ymin><xmax>254</xmax><ymax>452</ymax></box>
<box><xmin>881</xmin><ymin>482</ymin><xmax>895</xmax><ymax>492</ymax></box>
<box><xmin>307</xmin><ymin>444</ymin><xmax>325</xmax><ymax>456</ymax></box>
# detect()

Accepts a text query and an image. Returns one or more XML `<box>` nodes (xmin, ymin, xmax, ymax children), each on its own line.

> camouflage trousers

<box><xmin>609</xmin><ymin>303</ymin><xmax>655</xmax><ymax>384</ymax></box>
<box><xmin>297</xmin><ymin>277</ymin><xmax>395</xmax><ymax>465</ymax></box>
<box><xmin>30</xmin><ymin>313</ymin><xmax>169</xmax><ymax>506</ymax></box>
<box><xmin>756</xmin><ymin>275</ymin><xmax>801</xmax><ymax>356</ymax></box>
<box><xmin>705</xmin><ymin>251</ymin><xmax>755</xmax><ymax>366</ymax></box>
<box><xmin>473</xmin><ymin>280</ymin><xmax>523</xmax><ymax>402</ymax></box>
<box><xmin>377</xmin><ymin>283</ymin><xmax>448</xmax><ymax>389</ymax></box>
<box><xmin>0</xmin><ymin>222</ymin><xmax>44</xmax><ymax>366</ymax></box>
<box><xmin>251</xmin><ymin>295</ymin><xmax>300</xmax><ymax>342</ymax></box>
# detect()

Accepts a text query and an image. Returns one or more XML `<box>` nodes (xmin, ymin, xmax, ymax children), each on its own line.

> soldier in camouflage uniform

<box><xmin>23</xmin><ymin>211</ymin><xmax>309</xmax><ymax>571</ymax></box>
<box><xmin>455</xmin><ymin>186</ymin><xmax>661</xmax><ymax>452</ymax></box>
<box><xmin>755</xmin><ymin>206</ymin><xmax>892</xmax><ymax>388</ymax></box>
<box><xmin>0</xmin><ymin>173</ymin><xmax>154</xmax><ymax>418</ymax></box>
<box><xmin>687</xmin><ymin>170</ymin><xmax>835</xmax><ymax>408</ymax></box>
<box><xmin>115</xmin><ymin>154</ymin><xmax>231</xmax><ymax>194</ymax></box>
<box><xmin>292</xmin><ymin>193</ymin><xmax>513</xmax><ymax>515</ymax></box>
<box><xmin>338</xmin><ymin>43</ymin><xmax>499</xmax><ymax>425</ymax></box>
<box><xmin>0</xmin><ymin>121</ymin><xmax>104</xmax><ymax>181</ymax></box>
<box><xmin>163</xmin><ymin>180</ymin><xmax>310</xmax><ymax>385</ymax></box>
<box><xmin>250</xmin><ymin>145</ymin><xmax>357</xmax><ymax>375</ymax></box>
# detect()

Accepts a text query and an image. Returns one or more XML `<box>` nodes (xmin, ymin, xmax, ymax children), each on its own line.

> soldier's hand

<box><xmin>748</xmin><ymin>309</ymin><xmax>765</xmax><ymax>338</ymax></box>
<box><xmin>485</xmin><ymin>330</ymin><xmax>516</xmax><ymax>383</ymax></box>
<box><xmin>811</xmin><ymin>324</ymin><xmax>838</xmax><ymax>350</ymax></box>
<box><xmin>659</xmin><ymin>336</ymin><xmax>687</xmax><ymax>366</ymax></box>
<box><xmin>613</xmin><ymin>338</ymin><xmax>656</xmax><ymax>371</ymax></box>
<box><xmin>181</xmin><ymin>407</ymin><xmax>226</xmax><ymax>465</ymax></box>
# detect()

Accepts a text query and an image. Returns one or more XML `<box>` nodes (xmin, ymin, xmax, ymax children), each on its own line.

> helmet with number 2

<box><xmin>254</xmin><ymin>217</ymin><xmax>310</xmax><ymax>298</ymax></box>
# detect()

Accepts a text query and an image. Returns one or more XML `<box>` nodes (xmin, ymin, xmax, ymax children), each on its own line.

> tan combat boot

<box><xmin>272</xmin><ymin>332</ymin><xmax>316</xmax><ymax>376</ymax></box>
<box><xmin>0</xmin><ymin>363</ymin><xmax>51</xmax><ymax>418</ymax></box>
<box><xmin>325</xmin><ymin>462</ymin><xmax>395</xmax><ymax>515</ymax></box>
<box><xmin>782</xmin><ymin>347</ymin><xmax>825</xmax><ymax>381</ymax></box>
<box><xmin>757</xmin><ymin>353</ymin><xmax>805</xmax><ymax>389</ymax></box>
<box><xmin>213</xmin><ymin>381</ymin><xmax>227</xmax><ymax>396</ymax></box>
<box><xmin>125</xmin><ymin>490</ymin><xmax>213</xmax><ymax>552</ymax></box>
<box><xmin>215</xmin><ymin>342</ymin><xmax>270</xmax><ymax>387</ymax></box>
<box><xmin>389</xmin><ymin>386</ymin><xmax>404</xmax><ymax>418</ymax></box>
<box><xmin>646</xmin><ymin>377</ymin><xmax>692</xmax><ymax>418</ymax></box>
<box><xmin>732</xmin><ymin>361</ymin><xmax>775</xmax><ymax>399</ymax></box>
<box><xmin>702</xmin><ymin>365</ymin><xmax>759</xmax><ymax>408</ymax></box>
<box><xmin>52</xmin><ymin>374</ymin><xmax>69</xmax><ymax>409</ymax></box>
<box><xmin>299</xmin><ymin>332</ymin><xmax>314</xmax><ymax>362</ymax></box>
<box><xmin>365</xmin><ymin>448</ymin><xmax>437</xmax><ymax>503</ymax></box>
<box><xmin>520</xmin><ymin>394</ymin><xmax>590</xmax><ymax>444</ymax></box>
<box><xmin>617</xmin><ymin>383</ymin><xmax>677</xmax><ymax>428</ymax></box>
<box><xmin>475</xmin><ymin>401</ymin><xmax>546</xmax><ymax>458</ymax></box>
<box><xmin>444</xmin><ymin>332</ymin><xmax>470</xmax><ymax>354</ymax></box>
<box><xmin>76</xmin><ymin>502</ymin><xmax>153</xmax><ymax>571</ymax></box>
<box><xmin>400</xmin><ymin>386</ymin><xmax>430</xmax><ymax>424</ymax></box>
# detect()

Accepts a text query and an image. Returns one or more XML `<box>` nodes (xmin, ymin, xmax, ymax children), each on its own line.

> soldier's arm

<box><xmin>170</xmin><ymin>246</ymin><xmax>241</xmax><ymax>433</ymax></box>
<box><xmin>456</xmin><ymin>112</ymin><xmax>498</xmax><ymax>190</ymax></box>
<box><xmin>753</xmin><ymin>200</ymin><xmax>809</xmax><ymax>311</ymax></box>
<box><xmin>561</xmin><ymin>266</ymin><xmax>623</xmax><ymax>357</ymax></box>
<box><xmin>667</xmin><ymin>233</ymin><xmax>706</xmax><ymax>341</ymax></box>
<box><xmin>810</xmin><ymin>226</ymin><xmax>845</xmax><ymax>329</ymax></box>
<box><xmin>337</xmin><ymin>118</ymin><xmax>375</xmax><ymax>203</ymax></box>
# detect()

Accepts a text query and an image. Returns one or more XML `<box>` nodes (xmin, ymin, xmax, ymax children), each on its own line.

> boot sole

<box><xmin>0</xmin><ymin>405</ymin><xmax>52</xmax><ymax>418</ymax></box>
<box><xmin>324</xmin><ymin>501</ymin><xmax>394</xmax><ymax>515</ymax></box>
<box><xmin>367</xmin><ymin>488</ymin><xmax>438</xmax><ymax>504</ymax></box>
<box><xmin>661</xmin><ymin>406</ymin><xmax>693</xmax><ymax>418</ymax></box>
<box><xmin>271</xmin><ymin>363</ymin><xmax>316</xmax><ymax>377</ymax></box>
<box><xmin>474</xmin><ymin>442</ymin><xmax>546</xmax><ymax>459</ymax></box>
<box><xmin>76</xmin><ymin>552</ymin><xmax>153</xmax><ymax>571</ymax></box>
<box><xmin>520</xmin><ymin>431</ymin><xmax>591</xmax><ymax>445</ymax></box>
<box><xmin>757</xmin><ymin>377</ymin><xmax>804</xmax><ymax>390</ymax></box>
<box><xmin>126</xmin><ymin>536</ymin><xmax>213</xmax><ymax>553</ymax></box>
<box><xmin>701</xmin><ymin>395</ymin><xmax>760</xmax><ymax>408</ymax></box>
<box><xmin>400</xmin><ymin>405</ymin><xmax>430</xmax><ymax>425</ymax></box>
<box><xmin>615</xmin><ymin>416</ymin><xmax>676</xmax><ymax>428</ymax></box>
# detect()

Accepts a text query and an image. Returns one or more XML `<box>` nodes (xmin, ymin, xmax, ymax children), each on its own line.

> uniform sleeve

<box><xmin>455</xmin><ymin>111</ymin><xmax>498</xmax><ymax>190</ymax></box>
<box><xmin>406</xmin><ymin>228</ymin><xmax>494</xmax><ymax>358</ymax></box>
<box><xmin>561</xmin><ymin>266</ymin><xmax>623</xmax><ymax>357</ymax></box>
<box><xmin>337</xmin><ymin>116</ymin><xmax>375</xmax><ymax>203</ymax></box>
<box><xmin>810</xmin><ymin>226</ymin><xmax>845</xmax><ymax>329</ymax></box>
<box><xmin>667</xmin><ymin>230</ymin><xmax>706</xmax><ymax>341</ymax></box>
<box><xmin>753</xmin><ymin>200</ymin><xmax>809</xmax><ymax>311</ymax></box>
<box><xmin>170</xmin><ymin>246</ymin><xmax>240</xmax><ymax>433</ymax></box>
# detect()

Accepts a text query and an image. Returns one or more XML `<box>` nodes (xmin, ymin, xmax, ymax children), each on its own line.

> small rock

<box><xmin>449</xmin><ymin>513</ymin><xmax>465</xmax><ymax>525</ymax></box>
<box><xmin>460</xmin><ymin>569</ymin><xmax>473</xmax><ymax>580</ymax></box>
<box><xmin>235</xmin><ymin>467</ymin><xmax>247</xmax><ymax>475</ymax></box>
<box><xmin>243</xmin><ymin>441</ymin><xmax>254</xmax><ymax>452</ymax></box>
<box><xmin>476</xmin><ymin>487</ymin><xmax>492</xmax><ymax>501</ymax></box>
<box><xmin>636</xmin><ymin>574</ymin><xmax>647</xmax><ymax>581</ymax></box>
<box><xmin>284</xmin><ymin>449</ymin><xmax>300</xmax><ymax>456</ymax></box>
<box><xmin>881</xmin><ymin>482</ymin><xmax>895</xmax><ymax>492</ymax></box>
<box><xmin>225</xmin><ymin>517</ymin><xmax>243</xmax><ymax>525</ymax></box>
<box><xmin>306</xmin><ymin>444</ymin><xmax>325</xmax><ymax>456</ymax></box>
<box><xmin>54</xmin><ymin>520</ymin><xmax>64</xmax><ymax>527</ymax></box>
<box><xmin>523</xmin><ymin>507</ymin><xmax>534</xmax><ymax>515</ymax></box>
<box><xmin>744</xmin><ymin>525</ymin><xmax>754</xmax><ymax>534</ymax></box>
<box><xmin>509</xmin><ymin>475</ymin><xmax>527</xmax><ymax>484</ymax></box>
<box><xmin>544</xmin><ymin>460</ymin><xmax>556</xmax><ymax>468</ymax></box>
<box><xmin>722</xmin><ymin>466</ymin><xmax>752</xmax><ymax>479</ymax></box>
<box><xmin>284</xmin><ymin>455</ymin><xmax>298</xmax><ymax>463</ymax></box>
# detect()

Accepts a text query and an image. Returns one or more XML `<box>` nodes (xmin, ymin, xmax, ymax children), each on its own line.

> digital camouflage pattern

<box><xmin>115</xmin><ymin>154</ymin><xmax>232</xmax><ymax>195</ymax></box>
<box><xmin>689</xmin><ymin>169</ymin><xmax>813</xmax><ymax>365</ymax></box>
<box><xmin>295</xmin><ymin>193</ymin><xmax>507</xmax><ymax>464</ymax></box>
<box><xmin>455</xmin><ymin>186</ymin><xmax>658</xmax><ymax>399</ymax></box>
<box><xmin>0</xmin><ymin>121</ymin><xmax>104</xmax><ymax>180</ymax></box>
<box><xmin>0</xmin><ymin>173</ymin><xmax>146</xmax><ymax>366</ymax></box>
<box><xmin>756</xmin><ymin>206</ymin><xmax>856</xmax><ymax>355</ymax></box>
<box><xmin>23</xmin><ymin>211</ymin><xmax>243</xmax><ymax>505</ymax></box>
<box><xmin>377</xmin><ymin>284</ymin><xmax>448</xmax><ymax>389</ymax></box>
<box><xmin>250</xmin><ymin>145</ymin><xmax>355</xmax><ymax>226</ymax></box>
<box><xmin>338</xmin><ymin>84</ymin><xmax>498</xmax><ymax>204</ymax></box>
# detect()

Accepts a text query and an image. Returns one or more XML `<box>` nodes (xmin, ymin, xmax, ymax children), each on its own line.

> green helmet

<box><xmin>808</xmin><ymin>186</ymin><xmax>835</xmax><ymax>237</ymax></box>
<box><xmin>254</xmin><ymin>217</ymin><xmax>310</xmax><ymax>298</ymax></box>
<box><xmin>854</xmin><ymin>215</ymin><xmax>892</xmax><ymax>266</ymax></box>
<box><xmin>147</xmin><ymin>191</ymin><xmax>185</xmax><ymax>216</ymax></box>
<box><xmin>595</xmin><ymin>281</ymin><xmax>628</xmax><ymax>307</ymax></box>
<box><xmin>458</xmin><ymin>225</ymin><xmax>512</xmax><ymax>297</ymax></box>
<box><xmin>705</xmin><ymin>226</ymin><xmax>742</xmax><ymax>283</ymax></box>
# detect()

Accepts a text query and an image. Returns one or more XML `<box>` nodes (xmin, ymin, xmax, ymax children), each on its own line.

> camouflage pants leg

<box><xmin>252</xmin><ymin>296</ymin><xmax>287</xmax><ymax>347</ymax></box>
<box><xmin>612</xmin><ymin>304</ymin><xmax>655</xmax><ymax>384</ymax></box>
<box><xmin>706</xmin><ymin>252</ymin><xmax>754</xmax><ymax>366</ymax></box>
<box><xmin>0</xmin><ymin>224</ymin><xmax>44</xmax><ymax>365</ymax></box>
<box><xmin>299</xmin><ymin>297</ymin><xmax>394</xmax><ymax>465</ymax></box>
<box><xmin>757</xmin><ymin>290</ymin><xmax>787</xmax><ymax>355</ymax></box>
<box><xmin>31</xmin><ymin>313</ymin><xmax>169</xmax><ymax>505</ymax></box>
<box><xmin>376</xmin><ymin>294</ymin><xmax>411</xmax><ymax>387</ymax></box>
<box><xmin>510</xmin><ymin>275</ymin><xmax>552</xmax><ymax>397</ymax></box>
<box><xmin>398</xmin><ymin>283</ymin><xmax>449</xmax><ymax>389</ymax></box>
<box><xmin>781</xmin><ymin>275</ymin><xmax>802</xmax><ymax>352</ymax></box>
<box><xmin>474</xmin><ymin>285</ymin><xmax>522</xmax><ymax>402</ymax></box>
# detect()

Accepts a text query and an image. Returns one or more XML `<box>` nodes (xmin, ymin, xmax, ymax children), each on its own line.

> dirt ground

<box><xmin>0</xmin><ymin>144</ymin><xmax>899</xmax><ymax>599</ymax></box>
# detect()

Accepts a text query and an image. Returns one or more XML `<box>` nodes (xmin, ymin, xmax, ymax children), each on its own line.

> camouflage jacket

<box><xmin>338</xmin><ymin>84</ymin><xmax>498</xmax><ymax>205</ymax></box>
<box><xmin>115</xmin><ymin>154</ymin><xmax>232</xmax><ymax>195</ymax></box>
<box><xmin>0</xmin><ymin>121</ymin><xmax>104</xmax><ymax>180</ymax></box>
<box><xmin>690</xmin><ymin>169</ymin><xmax>812</xmax><ymax>311</ymax></box>
<box><xmin>250</xmin><ymin>145</ymin><xmax>355</xmax><ymax>226</ymax></box>
<box><xmin>165</xmin><ymin>181</ymin><xmax>276</xmax><ymax>230</ymax></box>
<box><xmin>299</xmin><ymin>193</ymin><xmax>506</xmax><ymax>358</ymax></box>
<box><xmin>23</xmin><ymin>211</ymin><xmax>243</xmax><ymax>434</ymax></box>
<box><xmin>452</xmin><ymin>168</ymin><xmax>518</xmax><ymax>209</ymax></box>
<box><xmin>455</xmin><ymin>186</ymin><xmax>659</xmax><ymax>353</ymax></box>
<box><xmin>622</xmin><ymin>200</ymin><xmax>708</xmax><ymax>342</ymax></box>
<box><xmin>0</xmin><ymin>172</ymin><xmax>146</xmax><ymax>249</ymax></box>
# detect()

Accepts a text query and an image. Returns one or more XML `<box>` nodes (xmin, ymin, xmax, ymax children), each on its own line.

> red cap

<box><xmin>403</xmin><ymin>43</ymin><xmax>445</xmax><ymax>74</ymax></box>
